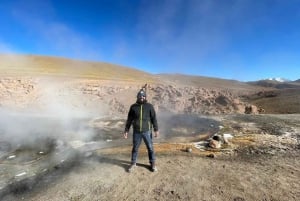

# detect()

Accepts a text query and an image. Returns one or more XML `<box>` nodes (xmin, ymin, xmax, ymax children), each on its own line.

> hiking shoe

<box><xmin>151</xmin><ymin>166</ymin><xmax>158</xmax><ymax>172</ymax></box>
<box><xmin>128</xmin><ymin>163</ymin><xmax>136</xmax><ymax>172</ymax></box>
<box><xmin>151</xmin><ymin>162</ymin><xmax>158</xmax><ymax>172</ymax></box>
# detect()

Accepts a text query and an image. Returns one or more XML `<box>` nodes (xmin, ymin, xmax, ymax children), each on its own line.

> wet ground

<box><xmin>0</xmin><ymin>112</ymin><xmax>220</xmax><ymax>199</ymax></box>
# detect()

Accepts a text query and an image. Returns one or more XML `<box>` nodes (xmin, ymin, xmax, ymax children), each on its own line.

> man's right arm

<box><xmin>124</xmin><ymin>106</ymin><xmax>133</xmax><ymax>139</ymax></box>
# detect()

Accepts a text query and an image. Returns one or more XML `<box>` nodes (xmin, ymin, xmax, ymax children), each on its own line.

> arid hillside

<box><xmin>1</xmin><ymin>54</ymin><xmax>294</xmax><ymax>116</ymax></box>
<box><xmin>244</xmin><ymin>80</ymin><xmax>300</xmax><ymax>113</ymax></box>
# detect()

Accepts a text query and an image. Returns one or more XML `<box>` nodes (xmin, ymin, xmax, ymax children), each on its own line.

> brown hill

<box><xmin>247</xmin><ymin>79</ymin><xmax>300</xmax><ymax>89</ymax></box>
<box><xmin>0</xmin><ymin>54</ymin><xmax>298</xmax><ymax>114</ymax></box>
<box><xmin>0</xmin><ymin>54</ymin><xmax>156</xmax><ymax>82</ymax></box>
<box><xmin>244</xmin><ymin>80</ymin><xmax>300</xmax><ymax>113</ymax></box>
<box><xmin>244</xmin><ymin>88</ymin><xmax>300</xmax><ymax>114</ymax></box>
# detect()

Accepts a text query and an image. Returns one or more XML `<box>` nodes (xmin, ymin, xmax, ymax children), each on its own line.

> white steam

<box><xmin>0</xmin><ymin>78</ymin><xmax>103</xmax><ymax>149</ymax></box>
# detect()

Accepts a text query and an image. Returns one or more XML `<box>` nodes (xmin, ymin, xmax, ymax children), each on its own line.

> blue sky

<box><xmin>0</xmin><ymin>0</ymin><xmax>300</xmax><ymax>81</ymax></box>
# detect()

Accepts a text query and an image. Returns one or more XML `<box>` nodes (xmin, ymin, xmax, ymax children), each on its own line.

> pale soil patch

<box><xmin>5</xmin><ymin>143</ymin><xmax>299</xmax><ymax>201</ymax></box>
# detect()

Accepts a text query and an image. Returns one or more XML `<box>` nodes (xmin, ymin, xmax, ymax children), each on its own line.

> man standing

<box><xmin>123</xmin><ymin>89</ymin><xmax>159</xmax><ymax>172</ymax></box>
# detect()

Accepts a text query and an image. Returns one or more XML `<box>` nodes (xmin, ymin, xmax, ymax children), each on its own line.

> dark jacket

<box><xmin>125</xmin><ymin>101</ymin><xmax>158</xmax><ymax>133</ymax></box>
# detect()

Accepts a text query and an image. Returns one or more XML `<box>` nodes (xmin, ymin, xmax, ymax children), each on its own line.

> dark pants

<box><xmin>131</xmin><ymin>130</ymin><xmax>155</xmax><ymax>164</ymax></box>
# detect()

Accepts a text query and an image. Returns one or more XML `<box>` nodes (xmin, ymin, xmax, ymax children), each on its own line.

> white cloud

<box><xmin>10</xmin><ymin>0</ymin><xmax>103</xmax><ymax>61</ymax></box>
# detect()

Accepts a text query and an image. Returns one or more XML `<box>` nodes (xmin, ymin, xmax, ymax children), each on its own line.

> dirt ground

<box><xmin>2</xmin><ymin>114</ymin><xmax>300</xmax><ymax>201</ymax></box>
<box><xmin>5</xmin><ymin>147</ymin><xmax>299</xmax><ymax>201</ymax></box>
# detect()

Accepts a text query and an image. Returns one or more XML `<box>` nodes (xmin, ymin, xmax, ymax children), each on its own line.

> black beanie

<box><xmin>137</xmin><ymin>89</ymin><xmax>146</xmax><ymax>98</ymax></box>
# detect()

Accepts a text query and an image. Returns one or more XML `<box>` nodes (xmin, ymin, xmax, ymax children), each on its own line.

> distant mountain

<box><xmin>247</xmin><ymin>79</ymin><xmax>300</xmax><ymax>89</ymax></box>
<box><xmin>267</xmin><ymin>77</ymin><xmax>291</xmax><ymax>82</ymax></box>
<box><xmin>293</xmin><ymin>79</ymin><xmax>300</xmax><ymax>83</ymax></box>
<box><xmin>0</xmin><ymin>53</ymin><xmax>264</xmax><ymax>92</ymax></box>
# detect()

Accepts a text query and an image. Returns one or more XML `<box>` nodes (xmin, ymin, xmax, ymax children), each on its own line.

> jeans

<box><xmin>131</xmin><ymin>130</ymin><xmax>155</xmax><ymax>164</ymax></box>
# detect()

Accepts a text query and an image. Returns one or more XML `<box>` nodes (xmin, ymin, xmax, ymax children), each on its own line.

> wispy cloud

<box><xmin>133</xmin><ymin>0</ymin><xmax>237</xmax><ymax>71</ymax></box>
<box><xmin>39</xmin><ymin>22</ymin><xmax>103</xmax><ymax>61</ymax></box>
<box><xmin>10</xmin><ymin>0</ymin><xmax>103</xmax><ymax>61</ymax></box>
<box><xmin>0</xmin><ymin>40</ymin><xmax>15</xmax><ymax>53</ymax></box>
<box><xmin>130</xmin><ymin>0</ymin><xmax>300</xmax><ymax>80</ymax></box>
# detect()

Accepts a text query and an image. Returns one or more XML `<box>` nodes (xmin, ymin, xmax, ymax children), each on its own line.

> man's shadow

<box><xmin>93</xmin><ymin>155</ymin><xmax>151</xmax><ymax>172</ymax></box>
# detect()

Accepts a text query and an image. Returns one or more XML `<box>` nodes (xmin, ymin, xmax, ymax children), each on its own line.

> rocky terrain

<box><xmin>0</xmin><ymin>54</ymin><xmax>299</xmax><ymax>201</ymax></box>
<box><xmin>0</xmin><ymin>75</ymin><xmax>262</xmax><ymax>117</ymax></box>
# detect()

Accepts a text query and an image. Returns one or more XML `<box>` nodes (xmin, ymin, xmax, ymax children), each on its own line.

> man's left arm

<box><xmin>150</xmin><ymin>104</ymin><xmax>159</xmax><ymax>137</ymax></box>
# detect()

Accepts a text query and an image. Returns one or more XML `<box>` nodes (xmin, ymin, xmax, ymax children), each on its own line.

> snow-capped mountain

<box><xmin>248</xmin><ymin>77</ymin><xmax>300</xmax><ymax>89</ymax></box>
<box><xmin>267</xmin><ymin>77</ymin><xmax>291</xmax><ymax>82</ymax></box>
